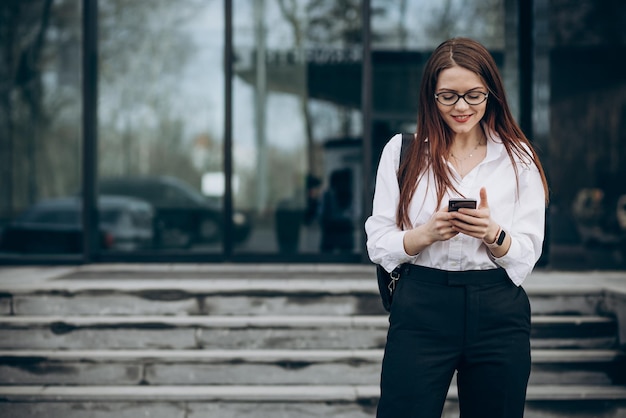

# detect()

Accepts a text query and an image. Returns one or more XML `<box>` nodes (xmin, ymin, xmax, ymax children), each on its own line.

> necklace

<box><xmin>450</xmin><ymin>141</ymin><xmax>482</xmax><ymax>162</ymax></box>
<box><xmin>449</xmin><ymin>138</ymin><xmax>486</xmax><ymax>178</ymax></box>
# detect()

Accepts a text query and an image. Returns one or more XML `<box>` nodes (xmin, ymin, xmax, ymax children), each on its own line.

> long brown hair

<box><xmin>396</xmin><ymin>37</ymin><xmax>549</xmax><ymax>229</ymax></box>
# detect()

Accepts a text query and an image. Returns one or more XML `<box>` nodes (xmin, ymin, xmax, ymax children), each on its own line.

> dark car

<box><xmin>0</xmin><ymin>195</ymin><xmax>154</xmax><ymax>254</ymax></box>
<box><xmin>99</xmin><ymin>176</ymin><xmax>252</xmax><ymax>248</ymax></box>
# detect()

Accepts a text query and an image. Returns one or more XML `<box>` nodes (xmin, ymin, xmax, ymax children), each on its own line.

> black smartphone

<box><xmin>448</xmin><ymin>198</ymin><xmax>477</xmax><ymax>212</ymax></box>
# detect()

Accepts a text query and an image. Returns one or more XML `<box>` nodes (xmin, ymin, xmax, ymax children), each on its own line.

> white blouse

<box><xmin>365</xmin><ymin>131</ymin><xmax>546</xmax><ymax>286</ymax></box>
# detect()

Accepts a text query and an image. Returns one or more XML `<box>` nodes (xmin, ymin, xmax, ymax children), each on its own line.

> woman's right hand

<box><xmin>402</xmin><ymin>206</ymin><xmax>458</xmax><ymax>255</ymax></box>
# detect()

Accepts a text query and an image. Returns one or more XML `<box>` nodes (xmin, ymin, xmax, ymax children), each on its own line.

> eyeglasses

<box><xmin>434</xmin><ymin>91</ymin><xmax>489</xmax><ymax>106</ymax></box>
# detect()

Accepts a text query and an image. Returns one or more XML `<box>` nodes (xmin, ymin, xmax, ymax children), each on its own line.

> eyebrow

<box><xmin>436</xmin><ymin>87</ymin><xmax>485</xmax><ymax>93</ymax></box>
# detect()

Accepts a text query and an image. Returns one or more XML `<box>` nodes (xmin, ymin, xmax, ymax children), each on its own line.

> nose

<box><xmin>454</xmin><ymin>97</ymin><xmax>470</xmax><ymax>110</ymax></box>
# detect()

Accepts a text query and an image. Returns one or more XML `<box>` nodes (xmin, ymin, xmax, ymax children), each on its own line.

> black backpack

<box><xmin>376</xmin><ymin>133</ymin><xmax>413</xmax><ymax>312</ymax></box>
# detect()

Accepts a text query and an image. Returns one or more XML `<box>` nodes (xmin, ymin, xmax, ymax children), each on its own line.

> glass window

<box><xmin>0</xmin><ymin>0</ymin><xmax>82</xmax><ymax>256</ymax></box>
<box><xmin>545</xmin><ymin>0</ymin><xmax>626</xmax><ymax>269</ymax></box>
<box><xmin>233</xmin><ymin>0</ymin><xmax>364</xmax><ymax>256</ymax></box>
<box><xmin>98</xmin><ymin>0</ymin><xmax>228</xmax><ymax>252</ymax></box>
<box><xmin>3</xmin><ymin>0</ymin><xmax>621</xmax><ymax>269</ymax></box>
<box><xmin>370</xmin><ymin>0</ymin><xmax>510</xmax><ymax>155</ymax></box>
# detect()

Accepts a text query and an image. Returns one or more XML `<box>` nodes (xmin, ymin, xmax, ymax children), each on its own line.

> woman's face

<box><xmin>435</xmin><ymin>66</ymin><xmax>488</xmax><ymax>137</ymax></box>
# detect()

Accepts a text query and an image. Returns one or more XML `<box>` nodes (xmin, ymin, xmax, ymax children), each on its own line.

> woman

<box><xmin>365</xmin><ymin>37</ymin><xmax>549</xmax><ymax>418</ymax></box>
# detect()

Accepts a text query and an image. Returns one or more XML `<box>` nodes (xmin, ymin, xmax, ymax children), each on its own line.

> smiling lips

<box><xmin>452</xmin><ymin>114</ymin><xmax>472</xmax><ymax>123</ymax></box>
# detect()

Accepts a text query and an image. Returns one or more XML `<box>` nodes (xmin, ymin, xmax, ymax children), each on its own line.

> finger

<box><xmin>478</xmin><ymin>187</ymin><xmax>488</xmax><ymax>209</ymax></box>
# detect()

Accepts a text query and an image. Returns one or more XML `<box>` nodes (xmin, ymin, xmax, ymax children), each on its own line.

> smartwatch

<box><xmin>485</xmin><ymin>228</ymin><xmax>506</xmax><ymax>248</ymax></box>
<box><xmin>496</xmin><ymin>229</ymin><xmax>506</xmax><ymax>245</ymax></box>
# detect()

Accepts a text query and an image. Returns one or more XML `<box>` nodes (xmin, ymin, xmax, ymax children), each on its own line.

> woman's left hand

<box><xmin>449</xmin><ymin>187</ymin><xmax>499</xmax><ymax>242</ymax></box>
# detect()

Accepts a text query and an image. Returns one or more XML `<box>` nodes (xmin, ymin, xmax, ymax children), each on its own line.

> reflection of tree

<box><xmin>98</xmin><ymin>0</ymin><xmax>206</xmax><ymax>188</ymax></box>
<box><xmin>306</xmin><ymin>0</ymin><xmax>363</xmax><ymax>46</ymax></box>
<box><xmin>306</xmin><ymin>0</ymin><xmax>366</xmax><ymax>140</ymax></box>
<box><xmin>0</xmin><ymin>0</ymin><xmax>212</xmax><ymax>220</ymax></box>
<box><xmin>423</xmin><ymin>0</ymin><xmax>503</xmax><ymax>45</ymax></box>
<box><xmin>245</xmin><ymin>0</ymin><xmax>367</xmax><ymax>213</ymax></box>
<box><xmin>276</xmin><ymin>0</ymin><xmax>314</xmax><ymax>175</ymax></box>
<box><xmin>0</xmin><ymin>0</ymin><xmax>78</xmax><ymax>219</ymax></box>
<box><xmin>273</xmin><ymin>0</ymin><xmax>366</xmax><ymax>180</ymax></box>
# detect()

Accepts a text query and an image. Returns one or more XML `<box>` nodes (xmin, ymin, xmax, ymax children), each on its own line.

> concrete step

<box><xmin>0</xmin><ymin>384</ymin><xmax>625</xmax><ymax>418</ymax></box>
<box><xmin>1</xmin><ymin>265</ymin><xmax>625</xmax><ymax>417</ymax></box>
<box><xmin>0</xmin><ymin>274</ymin><xmax>609</xmax><ymax>317</ymax></box>
<box><xmin>0</xmin><ymin>315</ymin><xmax>617</xmax><ymax>350</ymax></box>
<box><xmin>0</xmin><ymin>348</ymin><xmax>624</xmax><ymax>386</ymax></box>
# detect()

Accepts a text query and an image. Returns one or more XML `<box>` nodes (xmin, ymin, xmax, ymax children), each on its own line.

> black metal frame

<box><xmin>223</xmin><ymin>0</ymin><xmax>234</xmax><ymax>259</ymax></box>
<box><xmin>82</xmin><ymin>0</ymin><xmax>99</xmax><ymax>263</ymax></box>
<box><xmin>518</xmin><ymin>0</ymin><xmax>533</xmax><ymax>137</ymax></box>
<box><xmin>360</xmin><ymin>0</ymin><xmax>373</xmax><ymax>264</ymax></box>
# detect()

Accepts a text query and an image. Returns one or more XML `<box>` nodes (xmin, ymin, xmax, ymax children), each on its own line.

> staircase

<box><xmin>0</xmin><ymin>264</ymin><xmax>625</xmax><ymax>418</ymax></box>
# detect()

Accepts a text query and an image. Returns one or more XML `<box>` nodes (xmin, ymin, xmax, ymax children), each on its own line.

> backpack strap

<box><xmin>397</xmin><ymin>133</ymin><xmax>414</xmax><ymax>187</ymax></box>
<box><xmin>376</xmin><ymin>133</ymin><xmax>414</xmax><ymax>311</ymax></box>
<box><xmin>400</xmin><ymin>133</ymin><xmax>413</xmax><ymax>166</ymax></box>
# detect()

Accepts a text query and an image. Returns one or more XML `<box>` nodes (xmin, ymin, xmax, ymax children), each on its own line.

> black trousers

<box><xmin>377</xmin><ymin>264</ymin><xmax>531</xmax><ymax>418</ymax></box>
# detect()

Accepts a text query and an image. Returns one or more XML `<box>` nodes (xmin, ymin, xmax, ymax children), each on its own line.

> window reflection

<box><xmin>0</xmin><ymin>0</ymin><xmax>623</xmax><ymax>269</ymax></box>
<box><xmin>98</xmin><ymin>0</ymin><xmax>227</xmax><ymax>252</ymax></box>
<box><xmin>372</xmin><ymin>0</ymin><xmax>504</xmax><ymax>50</ymax></box>
<box><xmin>1</xmin><ymin>196</ymin><xmax>153</xmax><ymax>253</ymax></box>
<box><xmin>0</xmin><ymin>0</ymin><xmax>82</xmax><ymax>256</ymax></box>
<box><xmin>99</xmin><ymin>176</ymin><xmax>251</xmax><ymax>249</ymax></box>
<box><xmin>233</xmin><ymin>0</ymin><xmax>363</xmax><ymax>255</ymax></box>
<box><xmin>539</xmin><ymin>2</ymin><xmax>626</xmax><ymax>269</ymax></box>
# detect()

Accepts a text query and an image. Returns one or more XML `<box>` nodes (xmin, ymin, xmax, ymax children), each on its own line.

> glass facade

<box><xmin>0</xmin><ymin>0</ymin><xmax>624</xmax><ymax>270</ymax></box>
<box><xmin>369</xmin><ymin>0</ymin><xmax>513</xmax><ymax>177</ymax></box>
<box><xmin>97</xmin><ymin>0</ymin><xmax>226</xmax><ymax>253</ymax></box>
<box><xmin>545</xmin><ymin>0</ymin><xmax>626</xmax><ymax>269</ymax></box>
<box><xmin>0</xmin><ymin>0</ymin><xmax>83</xmax><ymax>257</ymax></box>
<box><xmin>232</xmin><ymin>0</ymin><xmax>364</xmax><ymax>257</ymax></box>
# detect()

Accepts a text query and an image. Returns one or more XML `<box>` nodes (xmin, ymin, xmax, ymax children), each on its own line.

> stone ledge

<box><xmin>0</xmin><ymin>314</ymin><xmax>613</xmax><ymax>328</ymax></box>
<box><xmin>2</xmin><ymin>384</ymin><xmax>626</xmax><ymax>402</ymax></box>
<box><xmin>1</xmin><ymin>276</ymin><xmax>624</xmax><ymax>301</ymax></box>
<box><xmin>1</xmin><ymin>264</ymin><xmax>625</xmax><ymax>292</ymax></box>
<box><xmin>0</xmin><ymin>348</ymin><xmax>622</xmax><ymax>364</ymax></box>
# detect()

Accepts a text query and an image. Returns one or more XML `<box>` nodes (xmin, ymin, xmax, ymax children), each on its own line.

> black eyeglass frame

<box><xmin>434</xmin><ymin>91</ymin><xmax>489</xmax><ymax>106</ymax></box>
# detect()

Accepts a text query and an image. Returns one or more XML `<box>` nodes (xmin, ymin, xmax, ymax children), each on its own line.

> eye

<box><xmin>466</xmin><ymin>93</ymin><xmax>483</xmax><ymax>100</ymax></box>
<box><xmin>441</xmin><ymin>94</ymin><xmax>456</xmax><ymax>100</ymax></box>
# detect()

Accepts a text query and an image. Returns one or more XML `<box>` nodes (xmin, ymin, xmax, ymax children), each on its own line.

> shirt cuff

<box><xmin>489</xmin><ymin>237</ymin><xmax>525</xmax><ymax>286</ymax></box>
<box><xmin>381</xmin><ymin>230</ymin><xmax>420</xmax><ymax>273</ymax></box>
